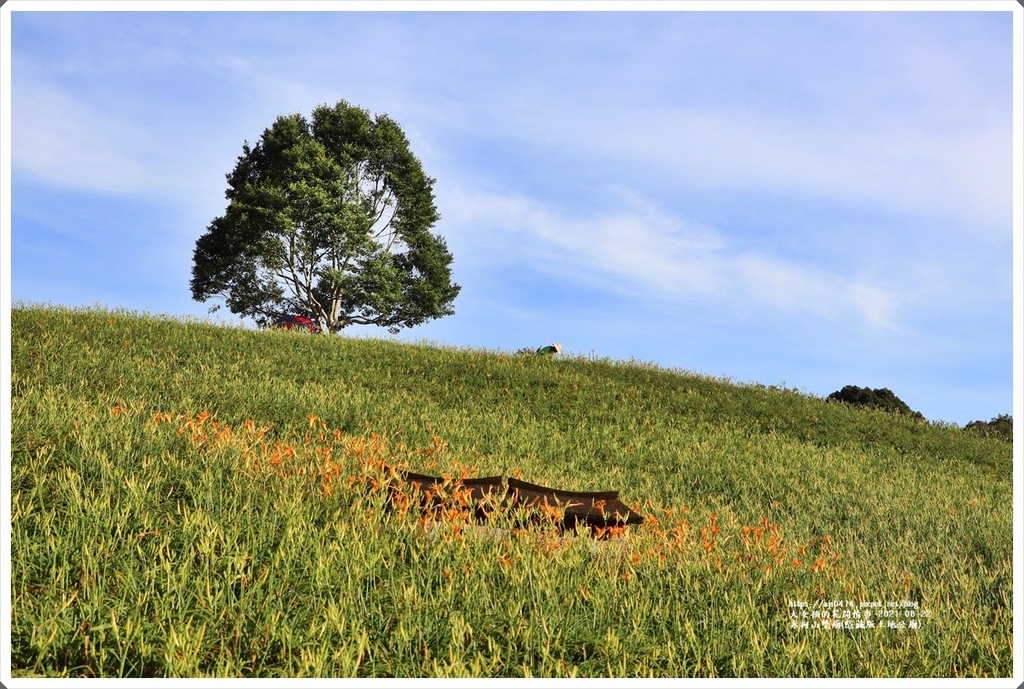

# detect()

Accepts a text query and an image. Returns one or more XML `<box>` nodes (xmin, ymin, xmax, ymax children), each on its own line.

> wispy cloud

<box><xmin>441</xmin><ymin>183</ymin><xmax>917</xmax><ymax>332</ymax></box>
<box><xmin>434</xmin><ymin>92</ymin><xmax>1010</xmax><ymax>239</ymax></box>
<box><xmin>13</xmin><ymin>81</ymin><xmax>154</xmax><ymax>194</ymax></box>
<box><xmin>402</xmin><ymin>12</ymin><xmax>1012</xmax><ymax>235</ymax></box>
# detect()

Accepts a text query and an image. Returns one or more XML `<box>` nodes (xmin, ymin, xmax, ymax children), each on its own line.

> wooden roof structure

<box><xmin>393</xmin><ymin>472</ymin><xmax>644</xmax><ymax>536</ymax></box>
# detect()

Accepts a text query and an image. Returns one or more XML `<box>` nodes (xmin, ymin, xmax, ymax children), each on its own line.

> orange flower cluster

<box><xmin>107</xmin><ymin>406</ymin><xmax>845</xmax><ymax>580</ymax></box>
<box><xmin>615</xmin><ymin>505</ymin><xmax>845</xmax><ymax>581</ymax></box>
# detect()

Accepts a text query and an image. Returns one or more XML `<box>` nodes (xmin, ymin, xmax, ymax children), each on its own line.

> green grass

<box><xmin>9</xmin><ymin>303</ymin><xmax>1014</xmax><ymax>677</ymax></box>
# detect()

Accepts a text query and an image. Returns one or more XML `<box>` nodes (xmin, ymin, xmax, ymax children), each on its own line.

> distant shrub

<box><xmin>965</xmin><ymin>414</ymin><xmax>1013</xmax><ymax>442</ymax></box>
<box><xmin>827</xmin><ymin>385</ymin><xmax>925</xmax><ymax>420</ymax></box>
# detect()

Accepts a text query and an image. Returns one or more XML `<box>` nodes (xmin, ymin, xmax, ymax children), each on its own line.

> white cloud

<box><xmin>441</xmin><ymin>184</ymin><xmax>916</xmax><ymax>332</ymax></box>
<box><xmin>10</xmin><ymin>74</ymin><xmax>269</xmax><ymax>241</ymax></box>
<box><xmin>13</xmin><ymin>82</ymin><xmax>153</xmax><ymax>194</ymax></box>
<box><xmin>846</xmin><ymin>283</ymin><xmax>902</xmax><ymax>331</ymax></box>
<box><xmin>516</xmin><ymin>104</ymin><xmax>1012</xmax><ymax>235</ymax></box>
<box><xmin>402</xmin><ymin>13</ymin><xmax>1011</xmax><ymax>238</ymax></box>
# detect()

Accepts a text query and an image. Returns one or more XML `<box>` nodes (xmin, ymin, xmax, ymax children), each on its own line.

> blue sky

<box><xmin>3</xmin><ymin>2</ymin><xmax>1020</xmax><ymax>426</ymax></box>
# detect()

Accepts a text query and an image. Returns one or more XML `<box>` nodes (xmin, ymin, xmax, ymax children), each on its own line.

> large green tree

<box><xmin>190</xmin><ymin>100</ymin><xmax>460</xmax><ymax>334</ymax></box>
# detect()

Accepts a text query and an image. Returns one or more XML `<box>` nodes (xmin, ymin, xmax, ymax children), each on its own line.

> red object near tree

<box><xmin>274</xmin><ymin>314</ymin><xmax>320</xmax><ymax>333</ymax></box>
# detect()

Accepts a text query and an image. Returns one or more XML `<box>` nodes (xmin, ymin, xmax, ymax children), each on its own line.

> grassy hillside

<box><xmin>9</xmin><ymin>304</ymin><xmax>1015</xmax><ymax>677</ymax></box>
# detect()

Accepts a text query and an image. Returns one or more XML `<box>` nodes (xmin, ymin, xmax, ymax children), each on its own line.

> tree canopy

<box><xmin>827</xmin><ymin>385</ymin><xmax>924</xmax><ymax>420</ymax></box>
<box><xmin>965</xmin><ymin>414</ymin><xmax>1013</xmax><ymax>441</ymax></box>
<box><xmin>190</xmin><ymin>100</ymin><xmax>460</xmax><ymax>334</ymax></box>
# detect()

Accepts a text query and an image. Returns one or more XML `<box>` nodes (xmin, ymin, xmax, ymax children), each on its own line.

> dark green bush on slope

<box><xmin>827</xmin><ymin>385</ymin><xmax>925</xmax><ymax>420</ymax></box>
<box><xmin>965</xmin><ymin>414</ymin><xmax>1013</xmax><ymax>442</ymax></box>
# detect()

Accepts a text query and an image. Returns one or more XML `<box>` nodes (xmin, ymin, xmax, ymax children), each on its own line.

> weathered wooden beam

<box><xmin>386</xmin><ymin>472</ymin><xmax>645</xmax><ymax>537</ymax></box>
<box><xmin>505</xmin><ymin>477</ymin><xmax>644</xmax><ymax>533</ymax></box>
